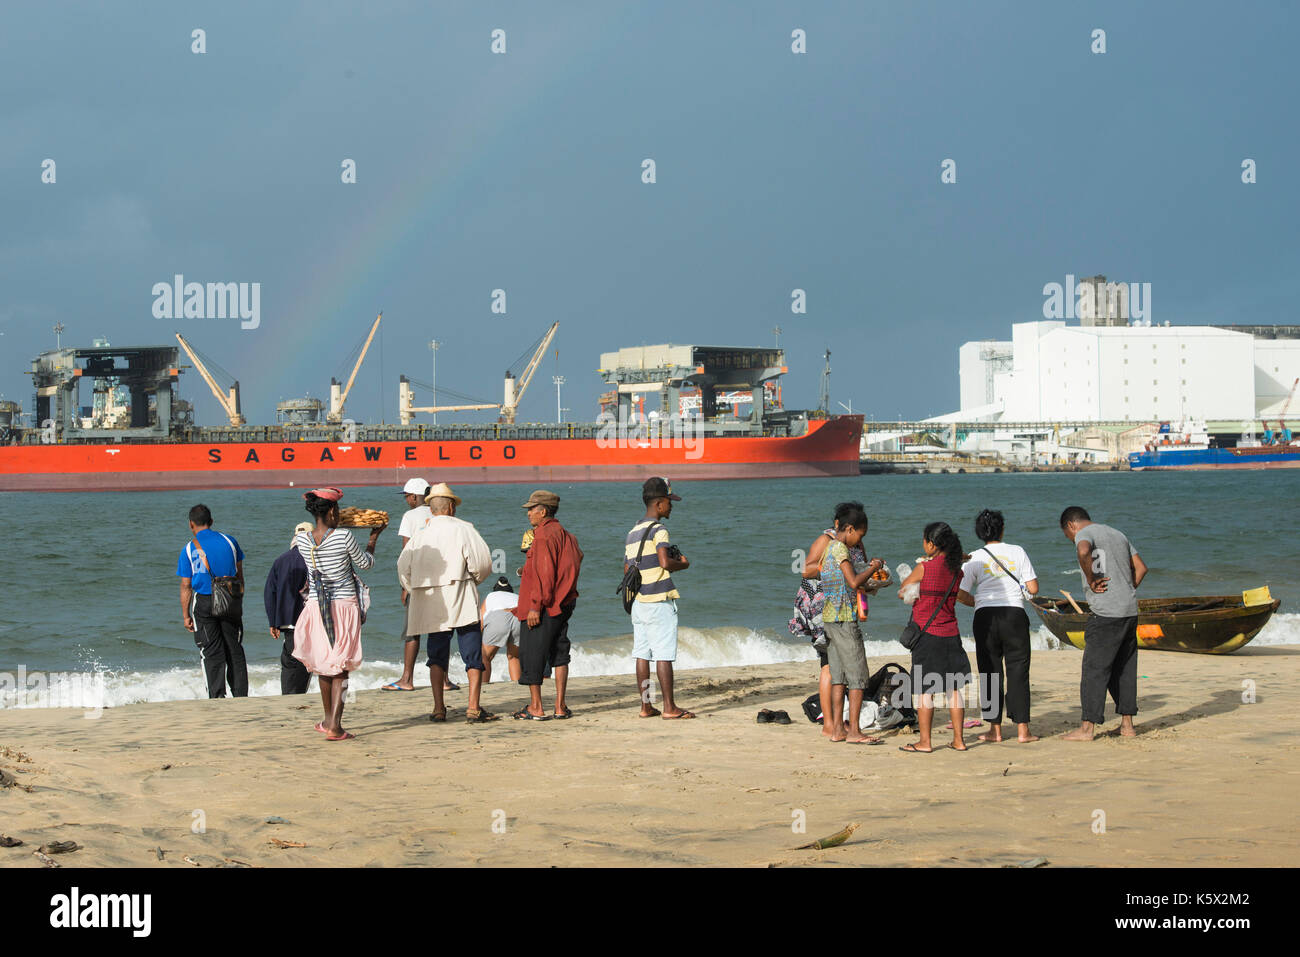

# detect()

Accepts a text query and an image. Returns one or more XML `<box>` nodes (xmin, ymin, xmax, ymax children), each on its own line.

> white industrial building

<box><xmin>958</xmin><ymin>321</ymin><xmax>1300</xmax><ymax>424</ymax></box>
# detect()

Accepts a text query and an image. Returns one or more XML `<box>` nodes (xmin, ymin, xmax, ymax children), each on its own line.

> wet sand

<box><xmin>2</xmin><ymin>646</ymin><xmax>1296</xmax><ymax>867</ymax></box>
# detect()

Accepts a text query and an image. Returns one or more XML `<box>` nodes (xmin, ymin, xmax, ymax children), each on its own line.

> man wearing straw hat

<box><xmin>398</xmin><ymin>483</ymin><xmax>496</xmax><ymax>722</ymax></box>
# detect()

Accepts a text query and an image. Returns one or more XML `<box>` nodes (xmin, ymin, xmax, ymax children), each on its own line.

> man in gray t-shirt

<box><xmin>1059</xmin><ymin>506</ymin><xmax>1149</xmax><ymax>742</ymax></box>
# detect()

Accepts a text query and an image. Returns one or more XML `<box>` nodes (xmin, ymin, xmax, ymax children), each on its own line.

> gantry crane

<box><xmin>400</xmin><ymin>321</ymin><xmax>559</xmax><ymax>425</ymax></box>
<box><xmin>174</xmin><ymin>333</ymin><xmax>244</xmax><ymax>426</ymax></box>
<box><xmin>327</xmin><ymin>312</ymin><xmax>383</xmax><ymax>424</ymax></box>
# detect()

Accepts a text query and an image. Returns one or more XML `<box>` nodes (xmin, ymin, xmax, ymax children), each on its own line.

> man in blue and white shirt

<box><xmin>177</xmin><ymin>503</ymin><xmax>248</xmax><ymax>698</ymax></box>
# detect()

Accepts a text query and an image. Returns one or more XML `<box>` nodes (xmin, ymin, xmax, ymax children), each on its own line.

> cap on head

<box><xmin>424</xmin><ymin>481</ymin><xmax>462</xmax><ymax>507</ymax></box>
<box><xmin>642</xmin><ymin>477</ymin><xmax>681</xmax><ymax>503</ymax></box>
<box><xmin>521</xmin><ymin>490</ymin><xmax>560</xmax><ymax>510</ymax></box>
<box><xmin>303</xmin><ymin>487</ymin><xmax>343</xmax><ymax>502</ymax></box>
<box><xmin>402</xmin><ymin>477</ymin><xmax>430</xmax><ymax>496</ymax></box>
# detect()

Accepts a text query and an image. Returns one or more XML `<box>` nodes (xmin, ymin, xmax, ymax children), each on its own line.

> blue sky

<box><xmin>2</xmin><ymin>0</ymin><xmax>1297</xmax><ymax>425</ymax></box>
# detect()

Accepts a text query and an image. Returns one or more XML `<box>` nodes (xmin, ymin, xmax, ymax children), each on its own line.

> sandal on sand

<box><xmin>949</xmin><ymin>744</ymin><xmax>970</xmax><ymax>752</ymax></box>
<box><xmin>512</xmin><ymin>707</ymin><xmax>550</xmax><ymax>721</ymax></box>
<box><xmin>314</xmin><ymin>722</ymin><xmax>328</xmax><ymax>734</ymax></box>
<box><xmin>465</xmin><ymin>708</ymin><xmax>499</xmax><ymax>723</ymax></box>
<box><xmin>381</xmin><ymin>682</ymin><xmax>414</xmax><ymax>691</ymax></box>
<box><xmin>443</xmin><ymin>681</ymin><xmax>460</xmax><ymax>692</ymax></box>
<box><xmin>898</xmin><ymin>743</ymin><xmax>933</xmax><ymax>753</ymax></box>
<box><xmin>640</xmin><ymin>707</ymin><xmax>662</xmax><ymax>718</ymax></box>
<box><xmin>429</xmin><ymin>709</ymin><xmax>447</xmax><ymax>723</ymax></box>
<box><xmin>553</xmin><ymin>706</ymin><xmax>572</xmax><ymax>719</ymax></box>
<box><xmin>663</xmin><ymin>710</ymin><xmax>696</xmax><ymax>720</ymax></box>
<box><xmin>326</xmin><ymin>732</ymin><xmax>355</xmax><ymax>741</ymax></box>
<box><xmin>848</xmin><ymin>737</ymin><xmax>884</xmax><ymax>745</ymax></box>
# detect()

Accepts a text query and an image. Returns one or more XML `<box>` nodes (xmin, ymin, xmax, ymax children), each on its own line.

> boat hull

<box><xmin>0</xmin><ymin>416</ymin><xmax>863</xmax><ymax>492</ymax></box>
<box><xmin>1029</xmin><ymin>595</ymin><xmax>1281</xmax><ymax>655</ymax></box>
<box><xmin>1128</xmin><ymin>445</ymin><xmax>1300</xmax><ymax>471</ymax></box>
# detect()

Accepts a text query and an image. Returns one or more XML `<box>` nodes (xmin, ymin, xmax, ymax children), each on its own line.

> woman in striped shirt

<box><xmin>292</xmin><ymin>487</ymin><xmax>385</xmax><ymax>741</ymax></box>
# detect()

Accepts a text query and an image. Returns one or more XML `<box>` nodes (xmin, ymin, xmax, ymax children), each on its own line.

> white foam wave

<box><xmin>4</xmin><ymin>617</ymin><xmax>1295</xmax><ymax>709</ymax></box>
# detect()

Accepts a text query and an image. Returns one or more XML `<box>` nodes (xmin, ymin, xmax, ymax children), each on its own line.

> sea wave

<box><xmin>2</xmin><ymin>617</ymin><xmax>1296</xmax><ymax>709</ymax></box>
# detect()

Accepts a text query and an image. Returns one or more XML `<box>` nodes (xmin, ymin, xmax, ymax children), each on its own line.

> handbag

<box><xmin>191</xmin><ymin>535</ymin><xmax>243</xmax><ymax>617</ymax></box>
<box><xmin>615</xmin><ymin>521</ymin><xmax>661</xmax><ymax>614</ymax></box>
<box><xmin>899</xmin><ymin>565</ymin><xmax>959</xmax><ymax>651</ymax></box>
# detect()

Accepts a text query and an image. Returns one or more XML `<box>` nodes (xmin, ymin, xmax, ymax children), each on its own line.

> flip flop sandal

<box><xmin>949</xmin><ymin>744</ymin><xmax>970</xmax><ymax>752</ymax></box>
<box><xmin>314</xmin><ymin>722</ymin><xmax>328</xmax><ymax>734</ymax></box>
<box><xmin>848</xmin><ymin>737</ymin><xmax>884</xmax><ymax>745</ymax></box>
<box><xmin>898</xmin><ymin>743</ymin><xmax>933</xmax><ymax>753</ymax></box>
<box><xmin>381</xmin><ymin>682</ymin><xmax>414</xmax><ymax>691</ymax></box>
<box><xmin>465</xmin><ymin>709</ymin><xmax>500</xmax><ymax>723</ymax></box>
<box><xmin>444</xmin><ymin>681</ymin><xmax>461</xmax><ymax>691</ymax></box>
<box><xmin>512</xmin><ymin>707</ymin><xmax>549</xmax><ymax>721</ymax></box>
<box><xmin>640</xmin><ymin>707</ymin><xmax>662</xmax><ymax>718</ymax></box>
<box><xmin>429</xmin><ymin>710</ymin><xmax>447</xmax><ymax>723</ymax></box>
<box><xmin>553</xmin><ymin>706</ymin><xmax>572</xmax><ymax>719</ymax></box>
<box><xmin>326</xmin><ymin>732</ymin><xmax>355</xmax><ymax>741</ymax></box>
<box><xmin>662</xmin><ymin>710</ymin><xmax>696</xmax><ymax>719</ymax></box>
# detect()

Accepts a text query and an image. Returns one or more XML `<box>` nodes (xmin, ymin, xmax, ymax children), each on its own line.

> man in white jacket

<box><xmin>398</xmin><ymin>483</ymin><xmax>496</xmax><ymax>723</ymax></box>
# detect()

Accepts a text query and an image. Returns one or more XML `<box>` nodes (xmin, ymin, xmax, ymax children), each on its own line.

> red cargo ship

<box><xmin>0</xmin><ymin>339</ymin><xmax>863</xmax><ymax>492</ymax></box>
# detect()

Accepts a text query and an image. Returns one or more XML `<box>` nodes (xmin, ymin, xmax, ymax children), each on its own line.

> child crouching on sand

<box><xmin>820</xmin><ymin>504</ymin><xmax>884</xmax><ymax>745</ymax></box>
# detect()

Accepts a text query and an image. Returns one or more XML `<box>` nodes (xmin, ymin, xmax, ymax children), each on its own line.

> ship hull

<box><xmin>1128</xmin><ymin>445</ymin><xmax>1300</xmax><ymax>471</ymax></box>
<box><xmin>0</xmin><ymin>416</ymin><xmax>863</xmax><ymax>492</ymax></box>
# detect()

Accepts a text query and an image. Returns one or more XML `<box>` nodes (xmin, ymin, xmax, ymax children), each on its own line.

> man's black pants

<box><xmin>1080</xmin><ymin>614</ymin><xmax>1139</xmax><ymax>724</ymax></box>
<box><xmin>973</xmin><ymin>605</ymin><xmax>1032</xmax><ymax>724</ymax></box>
<box><xmin>517</xmin><ymin>606</ymin><xmax>573</xmax><ymax>686</ymax></box>
<box><xmin>192</xmin><ymin>592</ymin><xmax>249</xmax><ymax>698</ymax></box>
<box><xmin>279</xmin><ymin>626</ymin><xmax>310</xmax><ymax>695</ymax></box>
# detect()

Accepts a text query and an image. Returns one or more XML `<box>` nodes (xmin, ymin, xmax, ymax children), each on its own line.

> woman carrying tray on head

<box><xmin>293</xmin><ymin>487</ymin><xmax>386</xmax><ymax>741</ymax></box>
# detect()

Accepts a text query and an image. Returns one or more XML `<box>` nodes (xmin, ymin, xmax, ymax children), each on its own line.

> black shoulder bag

<box><xmin>898</xmin><ymin>566</ymin><xmax>959</xmax><ymax>651</ymax></box>
<box><xmin>616</xmin><ymin>522</ymin><xmax>660</xmax><ymax>614</ymax></box>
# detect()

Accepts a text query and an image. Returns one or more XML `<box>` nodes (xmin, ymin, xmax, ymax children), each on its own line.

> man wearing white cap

<box><xmin>399</xmin><ymin>483</ymin><xmax>496</xmax><ymax>722</ymax></box>
<box><xmin>383</xmin><ymin>478</ymin><xmax>441</xmax><ymax>692</ymax></box>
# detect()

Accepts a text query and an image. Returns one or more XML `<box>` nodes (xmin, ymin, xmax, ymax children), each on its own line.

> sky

<box><xmin>2</xmin><ymin>0</ymin><xmax>1297</xmax><ymax>426</ymax></box>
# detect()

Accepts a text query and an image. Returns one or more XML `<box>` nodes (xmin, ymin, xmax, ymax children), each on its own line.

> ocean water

<box><xmin>2</xmin><ymin>471</ymin><xmax>1298</xmax><ymax>707</ymax></box>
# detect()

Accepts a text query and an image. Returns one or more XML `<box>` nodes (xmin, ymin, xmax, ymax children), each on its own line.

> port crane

<box><xmin>327</xmin><ymin>312</ymin><xmax>383</xmax><ymax>424</ymax></box>
<box><xmin>174</xmin><ymin>333</ymin><xmax>245</xmax><ymax>426</ymax></box>
<box><xmin>400</xmin><ymin>322</ymin><xmax>559</xmax><ymax>425</ymax></box>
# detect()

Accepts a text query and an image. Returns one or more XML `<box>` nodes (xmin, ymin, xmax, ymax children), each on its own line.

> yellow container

<box><xmin>1242</xmin><ymin>586</ymin><xmax>1273</xmax><ymax>607</ymax></box>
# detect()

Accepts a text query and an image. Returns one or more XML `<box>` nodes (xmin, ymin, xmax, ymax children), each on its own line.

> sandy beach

<box><xmin>2</xmin><ymin>645</ymin><xmax>1297</xmax><ymax>868</ymax></box>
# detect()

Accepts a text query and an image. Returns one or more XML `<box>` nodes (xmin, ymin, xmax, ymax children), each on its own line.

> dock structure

<box><xmin>29</xmin><ymin>344</ymin><xmax>186</xmax><ymax>441</ymax></box>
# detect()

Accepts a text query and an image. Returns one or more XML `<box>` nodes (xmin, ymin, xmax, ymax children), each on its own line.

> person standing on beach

<box><xmin>383</xmin><ymin>477</ymin><xmax>454</xmax><ymax>693</ymax></box>
<box><xmin>956</xmin><ymin>509</ymin><xmax>1039</xmax><ymax>743</ymax></box>
<box><xmin>896</xmin><ymin>522</ymin><xmax>971</xmax><ymax>753</ymax></box>
<box><xmin>626</xmin><ymin>477</ymin><xmax>694</xmax><ymax>720</ymax></box>
<box><xmin>264</xmin><ymin>522</ymin><xmax>313</xmax><ymax>695</ymax></box>
<box><xmin>177</xmin><ymin>504</ymin><xmax>249</xmax><ymax>698</ymax></box>
<box><xmin>819</xmin><ymin>505</ymin><xmax>883</xmax><ymax>744</ymax></box>
<box><xmin>793</xmin><ymin>501</ymin><xmax>879</xmax><ymax>738</ymax></box>
<box><xmin>513</xmin><ymin>490</ymin><xmax>583</xmax><ymax>721</ymax></box>
<box><xmin>1059</xmin><ymin>506</ymin><xmax>1148</xmax><ymax>741</ymax></box>
<box><xmin>293</xmin><ymin>488</ymin><xmax>384</xmax><ymax>741</ymax></box>
<box><xmin>398</xmin><ymin>483</ymin><xmax>495</xmax><ymax>723</ymax></box>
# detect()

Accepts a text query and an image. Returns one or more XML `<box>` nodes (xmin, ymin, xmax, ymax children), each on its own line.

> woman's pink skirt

<box><xmin>292</xmin><ymin>600</ymin><xmax>363</xmax><ymax>676</ymax></box>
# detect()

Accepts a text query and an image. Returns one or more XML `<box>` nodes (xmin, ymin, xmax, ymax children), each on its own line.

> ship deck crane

<box><xmin>174</xmin><ymin>333</ymin><xmax>244</xmax><ymax>426</ymax></box>
<box><xmin>1276</xmin><ymin>377</ymin><xmax>1298</xmax><ymax>431</ymax></box>
<box><xmin>399</xmin><ymin>322</ymin><xmax>559</xmax><ymax>425</ymax></box>
<box><xmin>328</xmin><ymin>312</ymin><xmax>382</xmax><ymax>424</ymax></box>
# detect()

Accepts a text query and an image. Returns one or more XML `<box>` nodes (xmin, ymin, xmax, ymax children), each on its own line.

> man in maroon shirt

<box><xmin>513</xmin><ymin>490</ymin><xmax>583</xmax><ymax>720</ymax></box>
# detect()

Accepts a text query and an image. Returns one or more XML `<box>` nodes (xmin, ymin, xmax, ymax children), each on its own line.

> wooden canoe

<box><xmin>1028</xmin><ymin>595</ymin><xmax>1282</xmax><ymax>655</ymax></box>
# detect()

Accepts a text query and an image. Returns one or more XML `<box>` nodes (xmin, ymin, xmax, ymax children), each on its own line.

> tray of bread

<box><xmin>338</xmin><ymin>507</ymin><xmax>389</xmax><ymax>528</ymax></box>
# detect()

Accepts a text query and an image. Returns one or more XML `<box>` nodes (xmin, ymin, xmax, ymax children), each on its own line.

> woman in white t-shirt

<box><xmin>956</xmin><ymin>509</ymin><xmax>1039</xmax><ymax>744</ymax></box>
